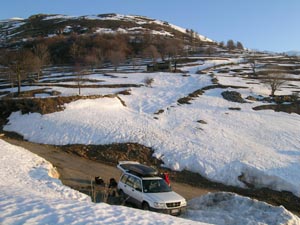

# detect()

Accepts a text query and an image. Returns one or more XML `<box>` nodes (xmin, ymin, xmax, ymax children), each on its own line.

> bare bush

<box><xmin>144</xmin><ymin>77</ymin><xmax>154</xmax><ymax>87</ymax></box>
<box><xmin>261</xmin><ymin>72</ymin><xmax>288</xmax><ymax>96</ymax></box>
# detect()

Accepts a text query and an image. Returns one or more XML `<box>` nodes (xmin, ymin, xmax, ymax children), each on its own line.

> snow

<box><xmin>167</xmin><ymin>23</ymin><xmax>213</xmax><ymax>42</ymax></box>
<box><xmin>95</xmin><ymin>27</ymin><xmax>131</xmax><ymax>34</ymax></box>
<box><xmin>184</xmin><ymin>192</ymin><xmax>300</xmax><ymax>224</ymax></box>
<box><xmin>43</xmin><ymin>15</ymin><xmax>76</xmax><ymax>21</ymax></box>
<box><xmin>180</xmin><ymin>58</ymin><xmax>243</xmax><ymax>74</ymax></box>
<box><xmin>150</xmin><ymin>30</ymin><xmax>173</xmax><ymax>36</ymax></box>
<box><xmin>0</xmin><ymin>139</ymin><xmax>202</xmax><ymax>224</ymax></box>
<box><xmin>63</xmin><ymin>25</ymin><xmax>72</xmax><ymax>33</ymax></box>
<box><xmin>95</xmin><ymin>27</ymin><xmax>172</xmax><ymax>36</ymax></box>
<box><xmin>3</xmin><ymin>57</ymin><xmax>300</xmax><ymax>199</ymax></box>
<box><xmin>1</xmin><ymin>139</ymin><xmax>299</xmax><ymax>224</ymax></box>
<box><xmin>37</xmin><ymin>13</ymin><xmax>211</xmax><ymax>40</ymax></box>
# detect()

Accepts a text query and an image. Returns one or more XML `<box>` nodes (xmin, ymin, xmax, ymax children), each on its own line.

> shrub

<box><xmin>144</xmin><ymin>77</ymin><xmax>154</xmax><ymax>87</ymax></box>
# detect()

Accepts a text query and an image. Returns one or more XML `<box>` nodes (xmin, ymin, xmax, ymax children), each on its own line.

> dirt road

<box><xmin>2</xmin><ymin>136</ymin><xmax>210</xmax><ymax>201</ymax></box>
<box><xmin>2</xmin><ymin>135</ymin><xmax>300</xmax><ymax>215</ymax></box>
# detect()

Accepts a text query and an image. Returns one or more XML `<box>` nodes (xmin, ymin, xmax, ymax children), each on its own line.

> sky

<box><xmin>1</xmin><ymin>0</ymin><xmax>300</xmax><ymax>53</ymax></box>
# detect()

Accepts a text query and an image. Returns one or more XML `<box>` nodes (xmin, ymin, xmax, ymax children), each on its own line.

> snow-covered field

<box><xmin>4</xmin><ymin>57</ymin><xmax>300</xmax><ymax>199</ymax></box>
<box><xmin>1</xmin><ymin>139</ymin><xmax>299</xmax><ymax>224</ymax></box>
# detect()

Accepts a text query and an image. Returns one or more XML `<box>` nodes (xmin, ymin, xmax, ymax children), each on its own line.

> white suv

<box><xmin>117</xmin><ymin>161</ymin><xmax>187</xmax><ymax>215</ymax></box>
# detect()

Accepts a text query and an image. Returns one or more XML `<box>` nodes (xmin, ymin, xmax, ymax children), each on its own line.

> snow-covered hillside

<box><xmin>1</xmin><ymin>139</ymin><xmax>299</xmax><ymax>224</ymax></box>
<box><xmin>3</xmin><ymin>57</ymin><xmax>300</xmax><ymax>200</ymax></box>
<box><xmin>0</xmin><ymin>13</ymin><xmax>213</xmax><ymax>43</ymax></box>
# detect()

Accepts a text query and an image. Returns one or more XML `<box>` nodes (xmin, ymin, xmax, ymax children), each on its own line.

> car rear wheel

<box><xmin>142</xmin><ymin>202</ymin><xmax>150</xmax><ymax>211</ymax></box>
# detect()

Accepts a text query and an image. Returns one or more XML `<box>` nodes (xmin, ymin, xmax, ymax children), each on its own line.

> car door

<box><xmin>122</xmin><ymin>174</ymin><xmax>134</xmax><ymax>196</ymax></box>
<box><xmin>118</xmin><ymin>174</ymin><xmax>129</xmax><ymax>193</ymax></box>
<box><xmin>130</xmin><ymin>177</ymin><xmax>143</xmax><ymax>206</ymax></box>
<box><xmin>124</xmin><ymin>175</ymin><xmax>143</xmax><ymax>206</ymax></box>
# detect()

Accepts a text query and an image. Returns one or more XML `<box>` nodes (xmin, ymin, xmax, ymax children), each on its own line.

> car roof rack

<box><xmin>117</xmin><ymin>161</ymin><xmax>158</xmax><ymax>177</ymax></box>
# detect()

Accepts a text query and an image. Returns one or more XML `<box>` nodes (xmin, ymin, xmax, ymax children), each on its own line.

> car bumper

<box><xmin>150</xmin><ymin>206</ymin><xmax>186</xmax><ymax>216</ymax></box>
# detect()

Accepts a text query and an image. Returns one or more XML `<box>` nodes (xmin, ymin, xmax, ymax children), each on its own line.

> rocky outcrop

<box><xmin>221</xmin><ymin>91</ymin><xmax>247</xmax><ymax>103</ymax></box>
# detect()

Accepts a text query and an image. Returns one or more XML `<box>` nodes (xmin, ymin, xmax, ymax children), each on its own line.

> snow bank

<box><xmin>1</xmin><ymin>139</ymin><xmax>299</xmax><ymax>224</ymax></box>
<box><xmin>0</xmin><ymin>139</ymin><xmax>202</xmax><ymax>225</ymax></box>
<box><xmin>184</xmin><ymin>192</ymin><xmax>300</xmax><ymax>225</ymax></box>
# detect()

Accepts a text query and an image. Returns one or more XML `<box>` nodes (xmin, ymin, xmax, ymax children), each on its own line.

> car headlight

<box><xmin>153</xmin><ymin>202</ymin><xmax>165</xmax><ymax>208</ymax></box>
<box><xmin>181</xmin><ymin>199</ymin><xmax>187</xmax><ymax>206</ymax></box>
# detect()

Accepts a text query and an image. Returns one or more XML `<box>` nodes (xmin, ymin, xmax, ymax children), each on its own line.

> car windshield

<box><xmin>142</xmin><ymin>179</ymin><xmax>171</xmax><ymax>193</ymax></box>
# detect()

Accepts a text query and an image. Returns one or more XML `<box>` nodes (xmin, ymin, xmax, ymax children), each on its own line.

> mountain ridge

<box><xmin>0</xmin><ymin>13</ymin><xmax>213</xmax><ymax>45</ymax></box>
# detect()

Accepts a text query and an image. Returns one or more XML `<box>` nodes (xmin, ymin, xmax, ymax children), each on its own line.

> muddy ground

<box><xmin>1</xmin><ymin>133</ymin><xmax>300</xmax><ymax>215</ymax></box>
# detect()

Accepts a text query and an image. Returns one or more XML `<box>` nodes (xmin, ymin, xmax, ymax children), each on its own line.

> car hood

<box><xmin>144</xmin><ymin>191</ymin><xmax>185</xmax><ymax>203</ymax></box>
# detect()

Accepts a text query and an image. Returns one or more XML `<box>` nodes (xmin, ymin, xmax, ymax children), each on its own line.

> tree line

<box><xmin>0</xmin><ymin>30</ymin><xmax>246</xmax><ymax>96</ymax></box>
<box><xmin>0</xmin><ymin>33</ymin><xmax>191</xmax><ymax>95</ymax></box>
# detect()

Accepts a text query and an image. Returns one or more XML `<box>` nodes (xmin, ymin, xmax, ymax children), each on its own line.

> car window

<box><xmin>133</xmin><ymin>177</ymin><xmax>142</xmax><ymax>191</ymax></box>
<box><xmin>120</xmin><ymin>174</ymin><xmax>128</xmax><ymax>183</ymax></box>
<box><xmin>125</xmin><ymin>175</ymin><xmax>135</xmax><ymax>187</ymax></box>
<box><xmin>143</xmin><ymin>179</ymin><xmax>171</xmax><ymax>193</ymax></box>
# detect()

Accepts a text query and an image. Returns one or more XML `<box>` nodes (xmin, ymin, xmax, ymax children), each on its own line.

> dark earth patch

<box><xmin>253</xmin><ymin>102</ymin><xmax>300</xmax><ymax>115</ymax></box>
<box><xmin>177</xmin><ymin>84</ymin><xmax>247</xmax><ymax>105</ymax></box>
<box><xmin>221</xmin><ymin>91</ymin><xmax>247</xmax><ymax>103</ymax></box>
<box><xmin>228</xmin><ymin>107</ymin><xmax>241</xmax><ymax>110</ymax></box>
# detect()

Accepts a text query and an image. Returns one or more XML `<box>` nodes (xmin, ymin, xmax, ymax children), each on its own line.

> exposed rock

<box><xmin>253</xmin><ymin>102</ymin><xmax>300</xmax><ymax>115</ymax></box>
<box><xmin>246</xmin><ymin>96</ymin><xmax>257</xmax><ymax>101</ymax></box>
<box><xmin>197</xmin><ymin>120</ymin><xmax>207</xmax><ymax>124</ymax></box>
<box><xmin>154</xmin><ymin>109</ymin><xmax>164</xmax><ymax>115</ymax></box>
<box><xmin>228</xmin><ymin>107</ymin><xmax>241</xmax><ymax>110</ymax></box>
<box><xmin>221</xmin><ymin>91</ymin><xmax>247</xmax><ymax>103</ymax></box>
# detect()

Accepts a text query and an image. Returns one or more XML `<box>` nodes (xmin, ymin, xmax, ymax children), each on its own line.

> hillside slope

<box><xmin>0</xmin><ymin>13</ymin><xmax>212</xmax><ymax>46</ymax></box>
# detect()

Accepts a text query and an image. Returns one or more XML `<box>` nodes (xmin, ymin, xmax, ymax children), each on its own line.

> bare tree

<box><xmin>155</xmin><ymin>38</ymin><xmax>168</xmax><ymax>61</ymax></box>
<box><xmin>5</xmin><ymin>49</ymin><xmax>36</xmax><ymax>96</ymax></box>
<box><xmin>205</xmin><ymin>46</ymin><xmax>216</xmax><ymax>56</ymax></box>
<box><xmin>70</xmin><ymin>42</ymin><xmax>82</xmax><ymax>62</ymax></box>
<box><xmin>248</xmin><ymin>55</ymin><xmax>257</xmax><ymax>77</ymax></box>
<box><xmin>84</xmin><ymin>48</ymin><xmax>103</xmax><ymax>70</ymax></box>
<box><xmin>74</xmin><ymin>62</ymin><xmax>84</xmax><ymax>96</ymax></box>
<box><xmin>262</xmin><ymin>72</ymin><xmax>288</xmax><ymax>96</ymax></box>
<box><xmin>236</xmin><ymin>41</ymin><xmax>244</xmax><ymax>50</ymax></box>
<box><xmin>33</xmin><ymin>42</ymin><xmax>50</xmax><ymax>81</ymax></box>
<box><xmin>219</xmin><ymin>41</ymin><xmax>225</xmax><ymax>48</ymax></box>
<box><xmin>108</xmin><ymin>50</ymin><xmax>126</xmax><ymax>71</ymax></box>
<box><xmin>0</xmin><ymin>49</ymin><xmax>14</xmax><ymax>87</ymax></box>
<box><xmin>165</xmin><ymin>39</ymin><xmax>184</xmax><ymax>72</ymax></box>
<box><xmin>227</xmin><ymin>39</ymin><xmax>235</xmax><ymax>51</ymax></box>
<box><xmin>94</xmin><ymin>47</ymin><xmax>105</xmax><ymax>69</ymax></box>
<box><xmin>70</xmin><ymin>42</ymin><xmax>86</xmax><ymax>95</ymax></box>
<box><xmin>142</xmin><ymin>45</ymin><xmax>160</xmax><ymax>64</ymax></box>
